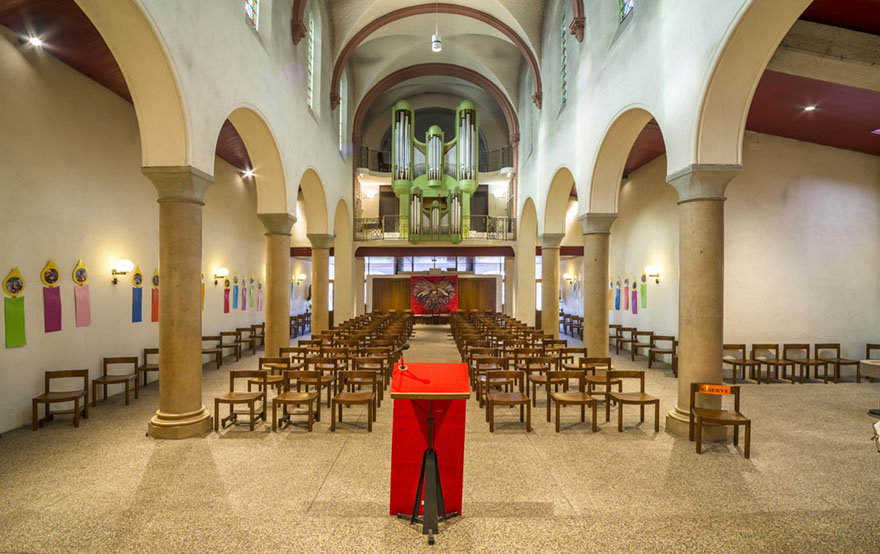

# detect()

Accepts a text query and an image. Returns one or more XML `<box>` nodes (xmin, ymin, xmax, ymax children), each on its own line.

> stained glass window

<box><xmin>307</xmin><ymin>15</ymin><xmax>315</xmax><ymax>109</ymax></box>
<box><xmin>560</xmin><ymin>9</ymin><xmax>567</xmax><ymax>104</ymax></box>
<box><xmin>619</xmin><ymin>0</ymin><xmax>634</xmax><ymax>23</ymax></box>
<box><xmin>245</xmin><ymin>0</ymin><xmax>259</xmax><ymax>31</ymax></box>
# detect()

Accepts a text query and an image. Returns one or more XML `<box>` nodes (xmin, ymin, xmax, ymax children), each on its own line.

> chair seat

<box><xmin>528</xmin><ymin>375</ymin><xmax>566</xmax><ymax>385</ymax></box>
<box><xmin>275</xmin><ymin>391</ymin><xmax>317</xmax><ymax>403</ymax></box>
<box><xmin>300</xmin><ymin>376</ymin><xmax>334</xmax><ymax>386</ymax></box>
<box><xmin>795</xmin><ymin>358</ymin><xmax>828</xmax><ymax>366</ymax></box>
<box><xmin>550</xmin><ymin>391</ymin><xmax>595</xmax><ymax>404</ymax></box>
<box><xmin>763</xmin><ymin>359</ymin><xmax>791</xmax><ymax>366</ymax></box>
<box><xmin>138</xmin><ymin>364</ymin><xmax>158</xmax><ymax>372</ymax></box>
<box><xmin>202</xmin><ymin>348</ymin><xmax>221</xmax><ymax>354</ymax></box>
<box><xmin>727</xmin><ymin>359</ymin><xmax>760</xmax><ymax>367</ymax></box>
<box><xmin>335</xmin><ymin>391</ymin><xmax>373</xmax><ymax>403</ymax></box>
<box><xmin>248</xmin><ymin>375</ymin><xmax>283</xmax><ymax>386</ymax></box>
<box><xmin>488</xmin><ymin>392</ymin><xmax>528</xmax><ymax>404</ymax></box>
<box><xmin>692</xmin><ymin>407</ymin><xmax>749</xmax><ymax>424</ymax></box>
<box><xmin>586</xmin><ymin>376</ymin><xmax>621</xmax><ymax>386</ymax></box>
<box><xmin>651</xmin><ymin>348</ymin><xmax>674</xmax><ymax>355</ymax></box>
<box><xmin>822</xmin><ymin>357</ymin><xmax>858</xmax><ymax>365</ymax></box>
<box><xmin>34</xmin><ymin>390</ymin><xmax>86</xmax><ymax>402</ymax></box>
<box><xmin>609</xmin><ymin>391</ymin><xmax>657</xmax><ymax>404</ymax></box>
<box><xmin>93</xmin><ymin>374</ymin><xmax>136</xmax><ymax>384</ymax></box>
<box><xmin>217</xmin><ymin>391</ymin><xmax>263</xmax><ymax>403</ymax></box>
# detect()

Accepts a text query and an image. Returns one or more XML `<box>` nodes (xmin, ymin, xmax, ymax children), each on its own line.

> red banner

<box><xmin>410</xmin><ymin>276</ymin><xmax>458</xmax><ymax>314</ymax></box>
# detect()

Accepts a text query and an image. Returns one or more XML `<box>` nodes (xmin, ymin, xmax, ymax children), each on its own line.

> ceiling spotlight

<box><xmin>242</xmin><ymin>168</ymin><xmax>255</xmax><ymax>178</ymax></box>
<box><xmin>28</xmin><ymin>36</ymin><xmax>43</xmax><ymax>47</ymax></box>
<box><xmin>803</xmin><ymin>106</ymin><xmax>817</xmax><ymax>112</ymax></box>
<box><xmin>431</xmin><ymin>2</ymin><xmax>442</xmax><ymax>52</ymax></box>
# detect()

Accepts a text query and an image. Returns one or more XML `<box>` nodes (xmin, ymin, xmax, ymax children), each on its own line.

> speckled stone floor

<box><xmin>1</xmin><ymin>324</ymin><xmax>879</xmax><ymax>553</ymax></box>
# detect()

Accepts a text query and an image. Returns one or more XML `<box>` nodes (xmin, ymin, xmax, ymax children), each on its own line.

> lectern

<box><xmin>390</xmin><ymin>362</ymin><xmax>469</xmax><ymax>543</ymax></box>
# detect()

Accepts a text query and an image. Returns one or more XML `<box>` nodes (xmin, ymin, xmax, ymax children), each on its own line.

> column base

<box><xmin>665</xmin><ymin>407</ymin><xmax>729</xmax><ymax>441</ymax></box>
<box><xmin>148</xmin><ymin>407</ymin><xmax>213</xmax><ymax>439</ymax></box>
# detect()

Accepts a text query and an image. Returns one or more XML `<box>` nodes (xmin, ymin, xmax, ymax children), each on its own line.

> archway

<box><xmin>515</xmin><ymin>197</ymin><xmax>538</xmax><ymax>326</ymax></box>
<box><xmin>543</xmin><ymin>167</ymin><xmax>576</xmax><ymax>235</ymax></box>
<box><xmin>298</xmin><ymin>168</ymin><xmax>329</xmax><ymax>234</ymax></box>
<box><xmin>332</xmin><ymin>199</ymin><xmax>353</xmax><ymax>324</ymax></box>
<box><xmin>224</xmin><ymin>107</ymin><xmax>288</xmax><ymax>213</ymax></box>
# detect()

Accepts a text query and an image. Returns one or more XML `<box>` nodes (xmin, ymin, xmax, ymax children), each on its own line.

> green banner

<box><xmin>5</xmin><ymin>296</ymin><xmax>26</xmax><ymax>348</ymax></box>
<box><xmin>640</xmin><ymin>284</ymin><xmax>647</xmax><ymax>309</ymax></box>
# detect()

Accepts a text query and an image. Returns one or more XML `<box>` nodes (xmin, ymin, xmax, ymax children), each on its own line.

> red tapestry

<box><xmin>410</xmin><ymin>275</ymin><xmax>458</xmax><ymax>314</ymax></box>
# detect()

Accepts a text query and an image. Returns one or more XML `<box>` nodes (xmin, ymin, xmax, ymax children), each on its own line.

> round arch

<box><xmin>695</xmin><ymin>0</ymin><xmax>811</xmax><ymax>166</ymax></box>
<box><xmin>543</xmin><ymin>166</ymin><xmax>576</xmax><ymax>235</ymax></box>
<box><xmin>589</xmin><ymin>107</ymin><xmax>659</xmax><ymax>213</ymax></box>
<box><xmin>516</xmin><ymin>196</ymin><xmax>539</xmax><ymax>326</ymax></box>
<box><xmin>298</xmin><ymin>168</ymin><xmax>329</xmax><ymax>234</ymax></box>
<box><xmin>74</xmin><ymin>0</ymin><xmax>190</xmax><ymax>170</ymax></box>
<box><xmin>219</xmin><ymin>107</ymin><xmax>288</xmax><ymax>214</ymax></box>
<box><xmin>329</xmin><ymin>3</ymin><xmax>542</xmax><ymax>110</ymax></box>
<box><xmin>332</xmin><ymin>199</ymin><xmax>354</xmax><ymax>322</ymax></box>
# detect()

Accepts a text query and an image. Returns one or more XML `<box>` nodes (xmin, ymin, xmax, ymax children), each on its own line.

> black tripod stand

<box><xmin>397</xmin><ymin>399</ymin><xmax>459</xmax><ymax>545</ymax></box>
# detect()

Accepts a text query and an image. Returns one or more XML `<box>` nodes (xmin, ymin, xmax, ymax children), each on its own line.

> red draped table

<box><xmin>390</xmin><ymin>362</ymin><xmax>470</xmax><ymax>543</ymax></box>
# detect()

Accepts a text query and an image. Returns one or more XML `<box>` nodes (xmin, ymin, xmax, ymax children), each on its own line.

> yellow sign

<box><xmin>699</xmin><ymin>384</ymin><xmax>731</xmax><ymax>395</ymax></box>
<box><xmin>41</xmin><ymin>259</ymin><xmax>60</xmax><ymax>287</ymax></box>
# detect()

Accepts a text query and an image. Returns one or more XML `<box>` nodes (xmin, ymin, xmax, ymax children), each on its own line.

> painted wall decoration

<box><xmin>151</xmin><ymin>269</ymin><xmax>159</xmax><ymax>323</ymax></box>
<box><xmin>608</xmin><ymin>280</ymin><xmax>613</xmax><ymax>310</ymax></box>
<box><xmin>131</xmin><ymin>265</ymin><xmax>143</xmax><ymax>323</ymax></box>
<box><xmin>614</xmin><ymin>277</ymin><xmax>621</xmax><ymax>310</ymax></box>
<box><xmin>232</xmin><ymin>274</ymin><xmax>239</xmax><ymax>310</ymax></box>
<box><xmin>223</xmin><ymin>276</ymin><xmax>231</xmax><ymax>313</ymax></box>
<box><xmin>40</xmin><ymin>260</ymin><xmax>62</xmax><ymax>333</ymax></box>
<box><xmin>257</xmin><ymin>281</ymin><xmax>263</xmax><ymax>311</ymax></box>
<box><xmin>623</xmin><ymin>275</ymin><xmax>630</xmax><ymax>310</ymax></box>
<box><xmin>640</xmin><ymin>273</ymin><xmax>647</xmax><ymax>309</ymax></box>
<box><xmin>248</xmin><ymin>276</ymin><xmax>255</xmax><ymax>309</ymax></box>
<box><xmin>410</xmin><ymin>276</ymin><xmax>458</xmax><ymax>314</ymax></box>
<box><xmin>3</xmin><ymin>267</ymin><xmax>26</xmax><ymax>348</ymax></box>
<box><xmin>72</xmin><ymin>259</ymin><xmax>91</xmax><ymax>327</ymax></box>
<box><xmin>631</xmin><ymin>279</ymin><xmax>638</xmax><ymax>315</ymax></box>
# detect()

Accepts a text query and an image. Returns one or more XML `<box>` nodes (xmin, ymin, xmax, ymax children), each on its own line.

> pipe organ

<box><xmin>390</xmin><ymin>99</ymin><xmax>479</xmax><ymax>243</ymax></box>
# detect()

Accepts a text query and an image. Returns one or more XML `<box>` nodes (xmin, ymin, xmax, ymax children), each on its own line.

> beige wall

<box><xmin>0</xmin><ymin>29</ymin><xmax>266</xmax><ymax>433</ymax></box>
<box><xmin>608</xmin><ymin>133</ymin><xmax>880</xmax><ymax>356</ymax></box>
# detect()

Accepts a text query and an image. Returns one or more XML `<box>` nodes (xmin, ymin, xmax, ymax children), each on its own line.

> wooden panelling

<box><xmin>458</xmin><ymin>278</ymin><xmax>496</xmax><ymax>312</ymax></box>
<box><xmin>372</xmin><ymin>278</ymin><xmax>410</xmax><ymax>311</ymax></box>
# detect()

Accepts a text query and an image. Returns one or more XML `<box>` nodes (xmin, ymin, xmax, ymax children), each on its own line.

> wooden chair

<box><xmin>721</xmin><ymin>344</ymin><xmax>760</xmax><ymax>384</ymax></box>
<box><xmin>559</xmin><ymin>347</ymin><xmax>589</xmax><ymax>371</ymax></box>
<box><xmin>474</xmin><ymin>357</ymin><xmax>510</xmax><ymax>408</ymax></box>
<box><xmin>783</xmin><ymin>343</ymin><xmax>828</xmax><ymax>384</ymax></box>
<box><xmin>485</xmin><ymin>370</ymin><xmax>531</xmax><ymax>432</ymax></box>
<box><xmin>814</xmin><ymin>343</ymin><xmax>859</xmax><ymax>383</ymax></box>
<box><xmin>542</xmin><ymin>338</ymin><xmax>568</xmax><ymax>358</ymax></box>
<box><xmin>605</xmin><ymin>370</ymin><xmax>660</xmax><ymax>432</ymax></box>
<box><xmin>32</xmin><ymin>370</ymin><xmax>89</xmax><ymax>430</ymax></box>
<box><xmin>689</xmin><ymin>382</ymin><xmax>750</xmax><ymax>458</ymax></box>
<box><xmin>201</xmin><ymin>336</ymin><xmax>223</xmax><ymax>369</ymax></box>
<box><xmin>609</xmin><ymin>324</ymin><xmax>622</xmax><ymax>350</ymax></box>
<box><xmin>361</xmin><ymin>346</ymin><xmax>393</xmax><ymax>387</ymax></box>
<box><xmin>279</xmin><ymin>346</ymin><xmax>309</xmax><ymax>370</ymax></box>
<box><xmin>648</xmin><ymin>335</ymin><xmax>677</xmax><ymax>369</ymax></box>
<box><xmin>273</xmin><ymin>370</ymin><xmax>320</xmax><ymax>431</ymax></box>
<box><xmin>137</xmin><ymin>348</ymin><xmax>159</xmax><ymax>386</ymax></box>
<box><xmin>236</xmin><ymin>327</ymin><xmax>257</xmax><ymax>356</ymax></box>
<box><xmin>522</xmin><ymin>355</ymin><xmax>565</xmax><ymax>422</ymax></box>
<box><xmin>631</xmin><ymin>331</ymin><xmax>653</xmax><ymax>361</ymax></box>
<box><xmin>615</xmin><ymin>327</ymin><xmax>636</xmax><ymax>356</ymax></box>
<box><xmin>351</xmin><ymin>356</ymin><xmax>386</xmax><ymax>407</ymax></box>
<box><xmin>219</xmin><ymin>332</ymin><xmax>242</xmax><ymax>362</ymax></box>
<box><xmin>250</xmin><ymin>357</ymin><xmax>289</xmax><ymax>394</ymax></box>
<box><xmin>331</xmin><ymin>370</ymin><xmax>377</xmax><ymax>432</ymax></box>
<box><xmin>251</xmin><ymin>323</ymin><xmax>265</xmax><ymax>348</ymax></box>
<box><xmin>214</xmin><ymin>370</ymin><xmax>267</xmax><ymax>431</ymax></box>
<box><xmin>92</xmin><ymin>357</ymin><xmax>139</xmax><ymax>406</ymax></box>
<box><xmin>583</xmin><ymin>357</ymin><xmax>620</xmax><ymax>399</ymax></box>
<box><xmin>304</xmin><ymin>356</ymin><xmax>340</xmax><ymax>407</ymax></box>
<box><xmin>750</xmin><ymin>344</ymin><xmax>791</xmax><ymax>384</ymax></box>
<box><xmin>548</xmin><ymin>370</ymin><xmax>597</xmax><ymax>432</ymax></box>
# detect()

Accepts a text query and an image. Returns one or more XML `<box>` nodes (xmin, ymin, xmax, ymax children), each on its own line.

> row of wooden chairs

<box><xmin>721</xmin><ymin>343</ymin><xmax>876</xmax><ymax>384</ymax></box>
<box><xmin>290</xmin><ymin>312</ymin><xmax>310</xmax><ymax>338</ymax></box>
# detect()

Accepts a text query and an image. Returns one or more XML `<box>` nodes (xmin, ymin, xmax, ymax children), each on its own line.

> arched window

<box><xmin>560</xmin><ymin>7</ymin><xmax>567</xmax><ymax>104</ymax></box>
<box><xmin>245</xmin><ymin>0</ymin><xmax>260</xmax><ymax>30</ymax></box>
<box><xmin>619</xmin><ymin>0</ymin><xmax>634</xmax><ymax>24</ymax></box>
<box><xmin>307</xmin><ymin>12</ymin><xmax>316</xmax><ymax>109</ymax></box>
<box><xmin>338</xmin><ymin>73</ymin><xmax>348</xmax><ymax>153</ymax></box>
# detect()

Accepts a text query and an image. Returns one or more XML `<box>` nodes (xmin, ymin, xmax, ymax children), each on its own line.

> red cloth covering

<box><xmin>410</xmin><ymin>275</ymin><xmax>458</xmax><ymax>314</ymax></box>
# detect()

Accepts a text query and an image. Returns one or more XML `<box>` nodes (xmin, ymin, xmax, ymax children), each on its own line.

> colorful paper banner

<box><xmin>43</xmin><ymin>287</ymin><xmax>62</xmax><ymax>332</ymax></box>
<box><xmin>631</xmin><ymin>289</ymin><xmax>638</xmax><ymax>315</ymax></box>
<box><xmin>241</xmin><ymin>286</ymin><xmax>246</xmax><ymax>311</ymax></box>
<box><xmin>640</xmin><ymin>283</ymin><xmax>647</xmax><ymax>309</ymax></box>
<box><xmin>132</xmin><ymin>287</ymin><xmax>143</xmax><ymax>323</ymax></box>
<box><xmin>4</xmin><ymin>297</ymin><xmax>26</xmax><ymax>348</ymax></box>
<box><xmin>74</xmin><ymin>285</ymin><xmax>91</xmax><ymax>327</ymax></box>
<box><xmin>224</xmin><ymin>289</ymin><xmax>230</xmax><ymax>313</ymax></box>
<box><xmin>232</xmin><ymin>285</ymin><xmax>239</xmax><ymax>310</ymax></box>
<box><xmin>151</xmin><ymin>288</ymin><xmax>159</xmax><ymax>322</ymax></box>
<box><xmin>257</xmin><ymin>289</ymin><xmax>263</xmax><ymax>311</ymax></box>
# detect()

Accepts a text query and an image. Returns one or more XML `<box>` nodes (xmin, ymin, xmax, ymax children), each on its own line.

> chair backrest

<box><xmin>619</xmin><ymin>327</ymin><xmax>636</xmax><ymax>339</ymax></box>
<box><xmin>607</xmin><ymin>369</ymin><xmax>645</xmax><ymax>391</ymax></box>
<box><xmin>751</xmin><ymin>343</ymin><xmax>778</xmax><ymax>360</ymax></box>
<box><xmin>580</xmin><ymin>357</ymin><xmax>612</xmax><ymax>373</ymax></box>
<box><xmin>282</xmin><ymin>370</ymin><xmax>322</xmax><ymax>392</ymax></box>
<box><xmin>475</xmin><ymin>357</ymin><xmax>509</xmax><ymax>372</ymax></box>
<box><xmin>549</xmin><ymin>370</ymin><xmax>585</xmax><ymax>391</ymax></box>
<box><xmin>308</xmin><ymin>356</ymin><xmax>346</xmax><ymax>372</ymax></box>
<box><xmin>338</xmin><ymin>370</ymin><xmax>377</xmax><ymax>388</ymax></box>
<box><xmin>690</xmin><ymin>382</ymin><xmax>741</xmax><ymax>412</ymax></box>
<box><xmin>228</xmin><ymin>370</ymin><xmax>265</xmax><ymax>391</ymax></box>
<box><xmin>814</xmin><ymin>343</ymin><xmax>840</xmax><ymax>360</ymax></box>
<box><xmin>143</xmin><ymin>348</ymin><xmax>159</xmax><ymax>364</ymax></box>
<box><xmin>512</xmin><ymin>347</ymin><xmax>542</xmax><ymax>362</ymax></box>
<box><xmin>103</xmin><ymin>357</ymin><xmax>138</xmax><ymax>376</ymax></box>
<box><xmin>486</xmin><ymin>370</ymin><xmax>524</xmax><ymax>391</ymax></box>
<box><xmin>652</xmin><ymin>335</ymin><xmax>676</xmax><ymax>347</ymax></box>
<box><xmin>351</xmin><ymin>356</ymin><xmax>385</xmax><ymax>372</ymax></box>
<box><xmin>559</xmin><ymin>347</ymin><xmax>588</xmax><ymax>363</ymax></box>
<box><xmin>202</xmin><ymin>335</ymin><xmax>221</xmax><ymax>347</ymax></box>
<box><xmin>45</xmin><ymin>369</ymin><xmax>89</xmax><ymax>393</ymax></box>
<box><xmin>782</xmin><ymin>343</ymin><xmax>809</xmax><ymax>361</ymax></box>
<box><xmin>868</xmin><ymin>344</ymin><xmax>880</xmax><ymax>359</ymax></box>
<box><xmin>236</xmin><ymin>327</ymin><xmax>253</xmax><ymax>339</ymax></box>
<box><xmin>522</xmin><ymin>355</ymin><xmax>556</xmax><ymax>371</ymax></box>
<box><xmin>634</xmin><ymin>331</ymin><xmax>653</xmax><ymax>345</ymax></box>
<box><xmin>259</xmin><ymin>357</ymin><xmax>290</xmax><ymax>373</ymax></box>
<box><xmin>722</xmin><ymin>344</ymin><xmax>746</xmax><ymax>360</ymax></box>
<box><xmin>280</xmin><ymin>346</ymin><xmax>309</xmax><ymax>363</ymax></box>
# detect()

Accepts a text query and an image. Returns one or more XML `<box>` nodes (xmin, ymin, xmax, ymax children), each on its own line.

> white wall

<box><xmin>0</xmin><ymin>28</ymin><xmax>265</xmax><ymax>433</ymax></box>
<box><xmin>607</xmin><ymin>133</ymin><xmax>880</xmax><ymax>357</ymax></box>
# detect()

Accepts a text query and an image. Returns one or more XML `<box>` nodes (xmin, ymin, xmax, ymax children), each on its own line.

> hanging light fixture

<box><xmin>431</xmin><ymin>2</ymin><xmax>442</xmax><ymax>52</ymax></box>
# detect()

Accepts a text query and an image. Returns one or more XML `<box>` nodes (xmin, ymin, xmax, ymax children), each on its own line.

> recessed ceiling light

<box><xmin>803</xmin><ymin>106</ymin><xmax>817</xmax><ymax>112</ymax></box>
<box><xmin>28</xmin><ymin>36</ymin><xmax>43</xmax><ymax>47</ymax></box>
<box><xmin>242</xmin><ymin>168</ymin><xmax>255</xmax><ymax>178</ymax></box>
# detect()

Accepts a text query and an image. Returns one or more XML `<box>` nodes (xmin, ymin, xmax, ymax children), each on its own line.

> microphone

<box><xmin>390</xmin><ymin>343</ymin><xmax>410</xmax><ymax>358</ymax></box>
<box><xmin>392</xmin><ymin>343</ymin><xmax>410</xmax><ymax>370</ymax></box>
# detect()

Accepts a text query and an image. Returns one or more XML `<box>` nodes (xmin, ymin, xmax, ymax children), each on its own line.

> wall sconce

<box><xmin>111</xmin><ymin>259</ymin><xmax>134</xmax><ymax>284</ymax></box>
<box><xmin>213</xmin><ymin>267</ymin><xmax>229</xmax><ymax>285</ymax></box>
<box><xmin>645</xmin><ymin>265</ymin><xmax>661</xmax><ymax>284</ymax></box>
<box><xmin>295</xmin><ymin>273</ymin><xmax>307</xmax><ymax>285</ymax></box>
<box><xmin>563</xmin><ymin>272</ymin><xmax>574</xmax><ymax>284</ymax></box>
<box><xmin>363</xmin><ymin>184</ymin><xmax>378</xmax><ymax>199</ymax></box>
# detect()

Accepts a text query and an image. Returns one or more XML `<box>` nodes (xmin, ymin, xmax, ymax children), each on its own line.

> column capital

<box><xmin>307</xmin><ymin>233</ymin><xmax>334</xmax><ymax>250</ymax></box>
<box><xmin>143</xmin><ymin>166</ymin><xmax>213</xmax><ymax>204</ymax></box>
<box><xmin>258</xmin><ymin>213</ymin><xmax>296</xmax><ymax>235</ymax></box>
<box><xmin>538</xmin><ymin>233</ymin><xmax>565</xmax><ymax>249</ymax></box>
<box><xmin>578</xmin><ymin>212</ymin><xmax>617</xmax><ymax>235</ymax></box>
<box><xmin>667</xmin><ymin>164</ymin><xmax>743</xmax><ymax>204</ymax></box>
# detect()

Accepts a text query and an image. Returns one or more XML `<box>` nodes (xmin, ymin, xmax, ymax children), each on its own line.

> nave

<box><xmin>0</xmin><ymin>325</ymin><xmax>877</xmax><ymax>553</ymax></box>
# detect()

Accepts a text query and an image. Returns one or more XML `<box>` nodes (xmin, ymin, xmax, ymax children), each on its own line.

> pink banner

<box><xmin>631</xmin><ymin>289</ymin><xmax>638</xmax><ymax>314</ymax></box>
<box><xmin>43</xmin><ymin>287</ymin><xmax>62</xmax><ymax>333</ymax></box>
<box><xmin>74</xmin><ymin>285</ymin><xmax>91</xmax><ymax>327</ymax></box>
<box><xmin>223</xmin><ymin>289</ymin><xmax>230</xmax><ymax>313</ymax></box>
<box><xmin>257</xmin><ymin>290</ymin><xmax>263</xmax><ymax>311</ymax></box>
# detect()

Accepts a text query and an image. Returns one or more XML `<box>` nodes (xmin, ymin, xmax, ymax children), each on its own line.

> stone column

<box><xmin>354</xmin><ymin>257</ymin><xmax>365</xmax><ymax>316</ymax></box>
<box><xmin>258</xmin><ymin>213</ymin><xmax>295</xmax><ymax>357</ymax></box>
<box><xmin>308</xmin><ymin>233</ymin><xmax>333</xmax><ymax>335</ymax></box>
<box><xmin>143</xmin><ymin>166</ymin><xmax>213</xmax><ymax>439</ymax></box>
<box><xmin>515</xmin><ymin>239</ymin><xmax>536</xmax><ymax>326</ymax></box>
<box><xmin>579</xmin><ymin>213</ymin><xmax>617</xmax><ymax>357</ymax></box>
<box><xmin>665</xmin><ymin>164</ymin><xmax>742</xmax><ymax>438</ymax></box>
<box><xmin>504</xmin><ymin>256</ymin><xmax>515</xmax><ymax>316</ymax></box>
<box><xmin>539</xmin><ymin>233</ymin><xmax>565</xmax><ymax>337</ymax></box>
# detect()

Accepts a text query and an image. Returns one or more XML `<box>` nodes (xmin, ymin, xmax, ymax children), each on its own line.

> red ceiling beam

<box><xmin>328</xmin><ymin>3</ymin><xmax>543</xmax><ymax>110</ymax></box>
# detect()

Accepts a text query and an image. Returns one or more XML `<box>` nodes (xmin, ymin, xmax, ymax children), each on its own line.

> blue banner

<box><xmin>132</xmin><ymin>287</ymin><xmax>143</xmax><ymax>323</ymax></box>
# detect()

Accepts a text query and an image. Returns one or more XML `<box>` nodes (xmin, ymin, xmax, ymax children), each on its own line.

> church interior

<box><xmin>1</xmin><ymin>0</ymin><xmax>879</xmax><ymax>551</ymax></box>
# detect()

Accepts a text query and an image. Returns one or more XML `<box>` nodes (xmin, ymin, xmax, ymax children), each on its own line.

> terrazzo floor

<box><xmin>1</xmin><ymin>324</ymin><xmax>879</xmax><ymax>553</ymax></box>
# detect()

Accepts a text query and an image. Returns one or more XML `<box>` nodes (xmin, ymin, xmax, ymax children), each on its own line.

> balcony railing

<box><xmin>356</xmin><ymin>146</ymin><xmax>513</xmax><ymax>173</ymax></box>
<box><xmin>355</xmin><ymin>216</ymin><xmax>514</xmax><ymax>241</ymax></box>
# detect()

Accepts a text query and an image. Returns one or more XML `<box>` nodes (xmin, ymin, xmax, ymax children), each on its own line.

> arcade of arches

<box><xmin>1</xmin><ymin>0</ymin><xmax>879</xmax><ymax>551</ymax></box>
